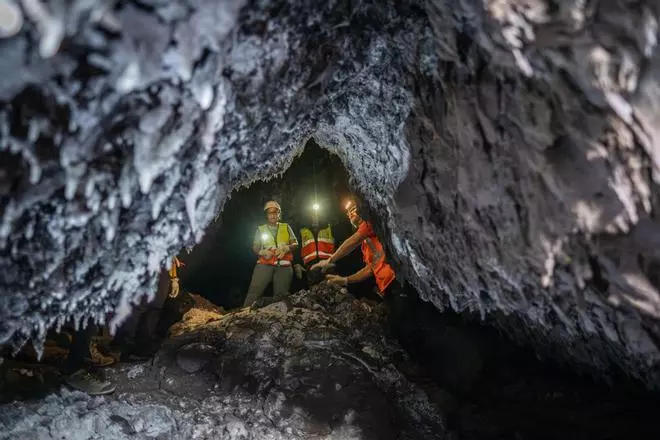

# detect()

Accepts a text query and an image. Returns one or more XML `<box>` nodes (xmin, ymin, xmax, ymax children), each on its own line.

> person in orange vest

<box><xmin>244</xmin><ymin>200</ymin><xmax>299</xmax><ymax>307</ymax></box>
<box><xmin>311</xmin><ymin>198</ymin><xmax>396</xmax><ymax>297</ymax></box>
<box><xmin>296</xmin><ymin>201</ymin><xmax>336</xmax><ymax>286</ymax></box>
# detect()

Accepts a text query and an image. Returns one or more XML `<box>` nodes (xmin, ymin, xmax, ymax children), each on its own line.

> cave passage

<box><xmin>181</xmin><ymin>140</ymin><xmax>377</xmax><ymax>309</ymax></box>
<box><xmin>2</xmin><ymin>140</ymin><xmax>660</xmax><ymax>438</ymax></box>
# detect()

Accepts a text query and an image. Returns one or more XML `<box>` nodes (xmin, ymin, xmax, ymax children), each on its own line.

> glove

<box><xmin>275</xmin><ymin>244</ymin><xmax>290</xmax><ymax>259</ymax></box>
<box><xmin>169</xmin><ymin>277</ymin><xmax>180</xmax><ymax>298</ymax></box>
<box><xmin>326</xmin><ymin>274</ymin><xmax>348</xmax><ymax>286</ymax></box>
<box><xmin>311</xmin><ymin>258</ymin><xmax>333</xmax><ymax>272</ymax></box>
<box><xmin>294</xmin><ymin>264</ymin><xmax>306</xmax><ymax>280</ymax></box>
<box><xmin>258</xmin><ymin>249</ymin><xmax>274</xmax><ymax>259</ymax></box>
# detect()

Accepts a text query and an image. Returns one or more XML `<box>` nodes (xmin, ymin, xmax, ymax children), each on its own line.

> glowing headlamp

<box><xmin>261</xmin><ymin>233</ymin><xmax>269</xmax><ymax>241</ymax></box>
<box><xmin>312</xmin><ymin>203</ymin><xmax>320</xmax><ymax>211</ymax></box>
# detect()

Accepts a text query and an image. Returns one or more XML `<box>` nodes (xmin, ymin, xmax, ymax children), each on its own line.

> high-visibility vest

<box><xmin>300</xmin><ymin>225</ymin><xmax>335</xmax><ymax>265</ymax></box>
<box><xmin>360</xmin><ymin>223</ymin><xmax>395</xmax><ymax>294</ymax></box>
<box><xmin>256</xmin><ymin>223</ymin><xmax>294</xmax><ymax>266</ymax></box>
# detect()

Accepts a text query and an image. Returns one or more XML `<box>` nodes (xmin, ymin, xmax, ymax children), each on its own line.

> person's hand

<box><xmin>258</xmin><ymin>249</ymin><xmax>274</xmax><ymax>259</ymax></box>
<box><xmin>294</xmin><ymin>264</ymin><xmax>306</xmax><ymax>279</ymax></box>
<box><xmin>326</xmin><ymin>274</ymin><xmax>348</xmax><ymax>286</ymax></box>
<box><xmin>169</xmin><ymin>277</ymin><xmax>180</xmax><ymax>298</ymax></box>
<box><xmin>276</xmin><ymin>244</ymin><xmax>290</xmax><ymax>259</ymax></box>
<box><xmin>311</xmin><ymin>258</ymin><xmax>332</xmax><ymax>272</ymax></box>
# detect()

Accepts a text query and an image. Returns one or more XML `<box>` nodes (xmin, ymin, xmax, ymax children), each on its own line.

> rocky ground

<box><xmin>0</xmin><ymin>285</ymin><xmax>447</xmax><ymax>440</ymax></box>
<box><xmin>1</xmin><ymin>285</ymin><xmax>660</xmax><ymax>439</ymax></box>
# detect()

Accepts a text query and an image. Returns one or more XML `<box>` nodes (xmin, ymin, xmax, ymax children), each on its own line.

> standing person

<box><xmin>62</xmin><ymin>323</ymin><xmax>116</xmax><ymax>395</ymax></box>
<box><xmin>296</xmin><ymin>201</ymin><xmax>336</xmax><ymax>287</ymax></box>
<box><xmin>311</xmin><ymin>198</ymin><xmax>397</xmax><ymax>297</ymax></box>
<box><xmin>117</xmin><ymin>256</ymin><xmax>184</xmax><ymax>359</ymax></box>
<box><xmin>244</xmin><ymin>201</ymin><xmax>299</xmax><ymax>306</ymax></box>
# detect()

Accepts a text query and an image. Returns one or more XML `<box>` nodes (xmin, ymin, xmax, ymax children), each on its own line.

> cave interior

<box><xmin>2</xmin><ymin>0</ymin><xmax>660</xmax><ymax>438</ymax></box>
<box><xmin>181</xmin><ymin>140</ymin><xmax>374</xmax><ymax>309</ymax></box>
<box><xmin>3</xmin><ymin>141</ymin><xmax>660</xmax><ymax>440</ymax></box>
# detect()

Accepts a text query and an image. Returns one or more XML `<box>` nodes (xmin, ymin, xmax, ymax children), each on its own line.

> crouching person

<box><xmin>312</xmin><ymin>198</ymin><xmax>397</xmax><ymax>297</ymax></box>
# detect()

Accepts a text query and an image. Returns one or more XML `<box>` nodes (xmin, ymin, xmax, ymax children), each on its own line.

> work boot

<box><xmin>64</xmin><ymin>369</ymin><xmax>115</xmax><ymax>395</ymax></box>
<box><xmin>87</xmin><ymin>342</ymin><xmax>115</xmax><ymax>367</ymax></box>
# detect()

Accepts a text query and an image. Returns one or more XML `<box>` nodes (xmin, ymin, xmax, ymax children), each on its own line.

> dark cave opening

<box><xmin>180</xmin><ymin>140</ymin><xmax>379</xmax><ymax>309</ymax></box>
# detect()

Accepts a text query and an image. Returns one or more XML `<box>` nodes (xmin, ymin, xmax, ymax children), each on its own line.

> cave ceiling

<box><xmin>1</xmin><ymin>0</ymin><xmax>660</xmax><ymax>387</ymax></box>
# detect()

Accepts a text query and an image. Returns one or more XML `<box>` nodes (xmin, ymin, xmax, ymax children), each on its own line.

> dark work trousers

<box><xmin>382</xmin><ymin>281</ymin><xmax>411</xmax><ymax>339</ymax></box>
<box><xmin>244</xmin><ymin>264</ymin><xmax>293</xmax><ymax>306</ymax></box>
<box><xmin>117</xmin><ymin>269</ymin><xmax>171</xmax><ymax>346</ymax></box>
<box><xmin>63</xmin><ymin>323</ymin><xmax>96</xmax><ymax>374</ymax></box>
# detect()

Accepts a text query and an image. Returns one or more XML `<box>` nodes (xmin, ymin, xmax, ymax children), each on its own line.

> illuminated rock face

<box><xmin>1</xmin><ymin>0</ymin><xmax>660</xmax><ymax>387</ymax></box>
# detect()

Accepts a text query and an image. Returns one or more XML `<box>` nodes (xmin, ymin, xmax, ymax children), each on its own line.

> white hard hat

<box><xmin>264</xmin><ymin>200</ymin><xmax>281</xmax><ymax>212</ymax></box>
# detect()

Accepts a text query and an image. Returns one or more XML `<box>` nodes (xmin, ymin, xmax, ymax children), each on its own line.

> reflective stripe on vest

<box><xmin>300</xmin><ymin>226</ymin><xmax>335</xmax><ymax>264</ymax></box>
<box><xmin>362</xmin><ymin>235</ymin><xmax>395</xmax><ymax>293</ymax></box>
<box><xmin>363</xmin><ymin>237</ymin><xmax>384</xmax><ymax>266</ymax></box>
<box><xmin>257</xmin><ymin>223</ymin><xmax>293</xmax><ymax>266</ymax></box>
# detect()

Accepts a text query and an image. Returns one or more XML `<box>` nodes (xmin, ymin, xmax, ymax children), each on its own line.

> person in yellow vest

<box><xmin>297</xmin><ymin>202</ymin><xmax>336</xmax><ymax>286</ymax></box>
<box><xmin>244</xmin><ymin>200</ymin><xmax>299</xmax><ymax>307</ymax></box>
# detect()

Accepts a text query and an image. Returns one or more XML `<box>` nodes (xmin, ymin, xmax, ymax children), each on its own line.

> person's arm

<box><xmin>327</xmin><ymin>230</ymin><xmax>363</xmax><ymax>265</ymax></box>
<box><xmin>347</xmin><ymin>265</ymin><xmax>373</xmax><ymax>284</ymax></box>
<box><xmin>253</xmin><ymin>228</ymin><xmax>275</xmax><ymax>257</ymax></box>
<box><xmin>252</xmin><ymin>228</ymin><xmax>261</xmax><ymax>255</ymax></box>
<box><xmin>287</xmin><ymin>224</ymin><xmax>299</xmax><ymax>251</ymax></box>
<box><xmin>326</xmin><ymin>265</ymin><xmax>373</xmax><ymax>286</ymax></box>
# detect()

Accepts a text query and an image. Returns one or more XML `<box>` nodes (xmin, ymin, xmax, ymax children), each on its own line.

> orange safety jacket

<box><xmin>256</xmin><ymin>223</ymin><xmax>294</xmax><ymax>266</ymax></box>
<box><xmin>300</xmin><ymin>225</ymin><xmax>335</xmax><ymax>266</ymax></box>
<box><xmin>358</xmin><ymin>221</ymin><xmax>395</xmax><ymax>294</ymax></box>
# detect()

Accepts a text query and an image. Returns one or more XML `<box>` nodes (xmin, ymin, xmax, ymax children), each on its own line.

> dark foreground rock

<box><xmin>0</xmin><ymin>286</ymin><xmax>447</xmax><ymax>440</ymax></box>
<box><xmin>2</xmin><ymin>0</ymin><xmax>660</xmax><ymax>390</ymax></box>
<box><xmin>3</xmin><ymin>285</ymin><xmax>660</xmax><ymax>439</ymax></box>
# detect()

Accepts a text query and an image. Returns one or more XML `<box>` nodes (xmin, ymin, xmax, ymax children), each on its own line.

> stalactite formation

<box><xmin>1</xmin><ymin>0</ymin><xmax>660</xmax><ymax>388</ymax></box>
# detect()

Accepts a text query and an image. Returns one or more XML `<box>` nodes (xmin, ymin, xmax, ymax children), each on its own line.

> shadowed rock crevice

<box><xmin>1</xmin><ymin>0</ymin><xmax>660</xmax><ymax>389</ymax></box>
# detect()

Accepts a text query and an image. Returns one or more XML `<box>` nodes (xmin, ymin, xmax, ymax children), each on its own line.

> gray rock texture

<box><xmin>0</xmin><ymin>286</ymin><xmax>447</xmax><ymax>440</ymax></box>
<box><xmin>1</xmin><ymin>0</ymin><xmax>660</xmax><ymax>387</ymax></box>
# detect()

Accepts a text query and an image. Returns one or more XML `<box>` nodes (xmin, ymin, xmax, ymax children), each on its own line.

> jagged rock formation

<box><xmin>1</xmin><ymin>0</ymin><xmax>660</xmax><ymax>388</ymax></box>
<box><xmin>0</xmin><ymin>286</ymin><xmax>447</xmax><ymax>440</ymax></box>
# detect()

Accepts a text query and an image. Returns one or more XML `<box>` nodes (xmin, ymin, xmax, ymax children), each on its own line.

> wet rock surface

<box><xmin>1</xmin><ymin>0</ymin><xmax>660</xmax><ymax>391</ymax></box>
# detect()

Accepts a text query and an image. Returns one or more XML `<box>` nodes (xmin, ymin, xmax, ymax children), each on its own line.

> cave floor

<box><xmin>1</xmin><ymin>289</ymin><xmax>660</xmax><ymax>440</ymax></box>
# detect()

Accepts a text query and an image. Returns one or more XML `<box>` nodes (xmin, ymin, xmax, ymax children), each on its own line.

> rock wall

<box><xmin>1</xmin><ymin>0</ymin><xmax>660</xmax><ymax>386</ymax></box>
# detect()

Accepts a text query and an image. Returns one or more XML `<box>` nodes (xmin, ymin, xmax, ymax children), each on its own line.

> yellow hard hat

<box><xmin>264</xmin><ymin>200</ymin><xmax>281</xmax><ymax>212</ymax></box>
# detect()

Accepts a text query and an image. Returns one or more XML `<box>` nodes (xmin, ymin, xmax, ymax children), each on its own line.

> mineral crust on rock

<box><xmin>1</xmin><ymin>0</ymin><xmax>660</xmax><ymax>388</ymax></box>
